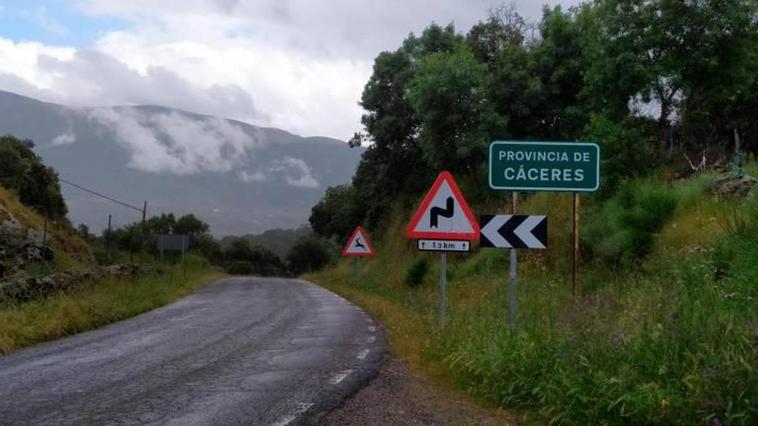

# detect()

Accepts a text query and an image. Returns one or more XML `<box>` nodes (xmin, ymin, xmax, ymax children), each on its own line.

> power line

<box><xmin>59</xmin><ymin>178</ymin><xmax>143</xmax><ymax>213</ymax></box>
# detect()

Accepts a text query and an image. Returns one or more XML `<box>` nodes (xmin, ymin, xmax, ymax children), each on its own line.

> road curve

<box><xmin>0</xmin><ymin>277</ymin><xmax>386</xmax><ymax>425</ymax></box>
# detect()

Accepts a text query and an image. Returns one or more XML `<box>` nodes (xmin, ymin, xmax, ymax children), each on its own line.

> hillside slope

<box><xmin>1</xmin><ymin>188</ymin><xmax>91</xmax><ymax>274</ymax></box>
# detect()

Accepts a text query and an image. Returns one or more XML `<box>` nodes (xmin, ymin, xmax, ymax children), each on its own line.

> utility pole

<box><xmin>141</xmin><ymin>201</ymin><xmax>147</xmax><ymax>265</ymax></box>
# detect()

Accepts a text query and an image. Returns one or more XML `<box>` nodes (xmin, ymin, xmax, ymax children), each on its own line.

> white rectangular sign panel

<box><xmin>417</xmin><ymin>239</ymin><xmax>470</xmax><ymax>252</ymax></box>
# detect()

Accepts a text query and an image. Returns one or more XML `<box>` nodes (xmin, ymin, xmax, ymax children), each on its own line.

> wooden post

<box><xmin>141</xmin><ymin>201</ymin><xmax>147</xmax><ymax>265</ymax></box>
<box><xmin>106</xmin><ymin>214</ymin><xmax>112</xmax><ymax>263</ymax></box>
<box><xmin>572</xmin><ymin>193</ymin><xmax>580</xmax><ymax>298</ymax></box>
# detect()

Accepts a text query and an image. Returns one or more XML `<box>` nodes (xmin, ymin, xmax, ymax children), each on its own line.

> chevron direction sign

<box><xmin>479</xmin><ymin>215</ymin><xmax>547</xmax><ymax>249</ymax></box>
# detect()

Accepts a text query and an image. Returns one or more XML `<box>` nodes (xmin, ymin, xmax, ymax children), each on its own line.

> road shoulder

<box><xmin>320</xmin><ymin>357</ymin><xmax>515</xmax><ymax>425</ymax></box>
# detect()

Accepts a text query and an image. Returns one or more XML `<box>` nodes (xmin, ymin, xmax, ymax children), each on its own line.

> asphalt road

<box><xmin>0</xmin><ymin>277</ymin><xmax>386</xmax><ymax>426</ymax></box>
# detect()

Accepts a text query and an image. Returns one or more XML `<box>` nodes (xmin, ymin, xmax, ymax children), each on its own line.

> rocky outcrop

<box><xmin>709</xmin><ymin>173</ymin><xmax>757</xmax><ymax>198</ymax></box>
<box><xmin>0</xmin><ymin>263</ymin><xmax>149</xmax><ymax>305</ymax></box>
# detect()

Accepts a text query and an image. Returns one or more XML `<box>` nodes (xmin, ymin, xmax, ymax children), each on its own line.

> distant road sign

<box><xmin>489</xmin><ymin>141</ymin><xmax>600</xmax><ymax>192</ymax></box>
<box><xmin>342</xmin><ymin>226</ymin><xmax>375</xmax><ymax>257</ymax></box>
<box><xmin>157</xmin><ymin>235</ymin><xmax>189</xmax><ymax>251</ymax></box>
<box><xmin>479</xmin><ymin>215</ymin><xmax>547</xmax><ymax>249</ymax></box>
<box><xmin>417</xmin><ymin>239</ymin><xmax>470</xmax><ymax>252</ymax></box>
<box><xmin>406</xmin><ymin>171</ymin><xmax>480</xmax><ymax>240</ymax></box>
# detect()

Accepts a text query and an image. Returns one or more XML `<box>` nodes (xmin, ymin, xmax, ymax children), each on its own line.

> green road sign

<box><xmin>489</xmin><ymin>141</ymin><xmax>600</xmax><ymax>192</ymax></box>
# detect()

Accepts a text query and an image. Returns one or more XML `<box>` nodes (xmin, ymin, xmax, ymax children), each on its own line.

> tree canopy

<box><xmin>311</xmin><ymin>0</ymin><xmax>758</xmax><ymax>238</ymax></box>
<box><xmin>0</xmin><ymin>135</ymin><xmax>68</xmax><ymax>220</ymax></box>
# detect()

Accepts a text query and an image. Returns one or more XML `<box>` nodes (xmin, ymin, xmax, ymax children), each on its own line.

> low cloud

<box><xmin>88</xmin><ymin>107</ymin><xmax>263</xmax><ymax>175</ymax></box>
<box><xmin>51</xmin><ymin>132</ymin><xmax>76</xmax><ymax>146</ymax></box>
<box><xmin>238</xmin><ymin>157</ymin><xmax>320</xmax><ymax>189</ymax></box>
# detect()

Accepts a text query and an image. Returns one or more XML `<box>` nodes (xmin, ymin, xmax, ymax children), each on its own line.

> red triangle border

<box><xmin>405</xmin><ymin>171</ymin><xmax>480</xmax><ymax>240</ymax></box>
<box><xmin>341</xmin><ymin>225</ymin><xmax>376</xmax><ymax>257</ymax></box>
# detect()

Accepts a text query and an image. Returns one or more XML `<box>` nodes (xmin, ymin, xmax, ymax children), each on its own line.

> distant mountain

<box><xmin>0</xmin><ymin>91</ymin><xmax>363</xmax><ymax>236</ymax></box>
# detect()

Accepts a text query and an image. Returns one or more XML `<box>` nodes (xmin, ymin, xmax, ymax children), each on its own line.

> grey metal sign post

<box><xmin>487</xmin><ymin>140</ymin><xmax>599</xmax><ymax>330</ymax></box>
<box><xmin>158</xmin><ymin>235</ymin><xmax>189</xmax><ymax>276</ymax></box>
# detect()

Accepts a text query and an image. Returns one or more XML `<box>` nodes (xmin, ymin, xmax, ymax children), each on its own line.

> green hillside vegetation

<box><xmin>0</xmin><ymin>135</ymin><xmax>227</xmax><ymax>353</ymax></box>
<box><xmin>308</xmin><ymin>171</ymin><xmax>757</xmax><ymax>424</ymax></box>
<box><xmin>307</xmin><ymin>1</ymin><xmax>758</xmax><ymax>424</ymax></box>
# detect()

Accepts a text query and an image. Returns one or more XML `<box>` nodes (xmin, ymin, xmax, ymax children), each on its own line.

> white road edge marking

<box><xmin>357</xmin><ymin>349</ymin><xmax>370</xmax><ymax>360</ymax></box>
<box><xmin>329</xmin><ymin>369</ymin><xmax>354</xmax><ymax>385</ymax></box>
<box><xmin>367</xmin><ymin>336</ymin><xmax>376</xmax><ymax>343</ymax></box>
<box><xmin>368</xmin><ymin>326</ymin><xmax>376</xmax><ymax>332</ymax></box>
<box><xmin>271</xmin><ymin>402</ymin><xmax>314</xmax><ymax>426</ymax></box>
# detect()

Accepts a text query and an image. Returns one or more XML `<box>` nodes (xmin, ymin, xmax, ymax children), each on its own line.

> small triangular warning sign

<box><xmin>406</xmin><ymin>171</ymin><xmax>480</xmax><ymax>240</ymax></box>
<box><xmin>342</xmin><ymin>226</ymin><xmax>376</xmax><ymax>257</ymax></box>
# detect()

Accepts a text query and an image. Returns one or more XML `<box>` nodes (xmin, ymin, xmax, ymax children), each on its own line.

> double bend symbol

<box><xmin>430</xmin><ymin>197</ymin><xmax>454</xmax><ymax>228</ymax></box>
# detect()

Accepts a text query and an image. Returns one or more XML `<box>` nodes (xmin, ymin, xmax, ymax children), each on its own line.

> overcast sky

<box><xmin>0</xmin><ymin>0</ymin><xmax>580</xmax><ymax>141</ymax></box>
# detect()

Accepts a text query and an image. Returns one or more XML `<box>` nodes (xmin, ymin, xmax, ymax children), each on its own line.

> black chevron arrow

<box><xmin>480</xmin><ymin>215</ymin><xmax>548</xmax><ymax>249</ymax></box>
<box><xmin>499</xmin><ymin>215</ymin><xmax>528</xmax><ymax>248</ymax></box>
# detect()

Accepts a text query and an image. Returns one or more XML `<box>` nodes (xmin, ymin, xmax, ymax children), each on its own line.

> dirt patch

<box><xmin>320</xmin><ymin>358</ymin><xmax>515</xmax><ymax>426</ymax></box>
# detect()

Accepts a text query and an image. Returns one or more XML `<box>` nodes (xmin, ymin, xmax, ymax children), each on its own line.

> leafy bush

<box><xmin>286</xmin><ymin>237</ymin><xmax>333</xmax><ymax>275</ymax></box>
<box><xmin>222</xmin><ymin>239</ymin><xmax>286</xmax><ymax>276</ymax></box>
<box><xmin>404</xmin><ymin>257</ymin><xmax>429</xmax><ymax>288</ymax></box>
<box><xmin>586</xmin><ymin>181</ymin><xmax>679</xmax><ymax>266</ymax></box>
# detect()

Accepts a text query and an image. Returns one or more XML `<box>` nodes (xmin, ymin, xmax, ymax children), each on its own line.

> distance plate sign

<box><xmin>417</xmin><ymin>240</ymin><xmax>470</xmax><ymax>252</ymax></box>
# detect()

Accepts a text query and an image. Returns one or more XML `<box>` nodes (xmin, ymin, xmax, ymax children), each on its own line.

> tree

<box><xmin>408</xmin><ymin>46</ymin><xmax>498</xmax><ymax>173</ymax></box>
<box><xmin>174</xmin><ymin>214</ymin><xmax>210</xmax><ymax>236</ymax></box>
<box><xmin>350</xmin><ymin>23</ymin><xmax>465</xmax><ymax>229</ymax></box>
<box><xmin>0</xmin><ymin>135</ymin><xmax>68</xmax><ymax>219</ymax></box>
<box><xmin>488</xmin><ymin>6</ymin><xmax>588</xmax><ymax>141</ymax></box>
<box><xmin>286</xmin><ymin>237</ymin><xmax>332</xmax><ymax>275</ymax></box>
<box><xmin>146</xmin><ymin>213</ymin><xmax>176</xmax><ymax>235</ymax></box>
<box><xmin>584</xmin><ymin>0</ymin><xmax>758</xmax><ymax>152</ymax></box>
<box><xmin>222</xmin><ymin>238</ymin><xmax>286</xmax><ymax>276</ymax></box>
<box><xmin>466</xmin><ymin>4</ymin><xmax>528</xmax><ymax>68</ymax></box>
<box><xmin>309</xmin><ymin>185</ymin><xmax>358</xmax><ymax>241</ymax></box>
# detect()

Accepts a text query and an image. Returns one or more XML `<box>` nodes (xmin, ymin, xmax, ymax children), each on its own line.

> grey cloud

<box><xmin>81</xmin><ymin>0</ymin><xmax>580</xmax><ymax>60</ymax></box>
<box><xmin>34</xmin><ymin>49</ymin><xmax>262</xmax><ymax>121</ymax></box>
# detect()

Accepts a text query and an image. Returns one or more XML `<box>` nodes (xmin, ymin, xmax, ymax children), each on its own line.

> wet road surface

<box><xmin>0</xmin><ymin>277</ymin><xmax>385</xmax><ymax>425</ymax></box>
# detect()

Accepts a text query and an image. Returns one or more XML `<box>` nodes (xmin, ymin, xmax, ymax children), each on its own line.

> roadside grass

<box><xmin>0</xmin><ymin>256</ymin><xmax>224</xmax><ymax>355</ymax></box>
<box><xmin>308</xmin><ymin>175</ymin><xmax>758</xmax><ymax>424</ymax></box>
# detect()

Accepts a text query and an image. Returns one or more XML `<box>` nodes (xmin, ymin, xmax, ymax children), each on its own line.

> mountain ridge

<box><xmin>0</xmin><ymin>90</ymin><xmax>363</xmax><ymax>236</ymax></box>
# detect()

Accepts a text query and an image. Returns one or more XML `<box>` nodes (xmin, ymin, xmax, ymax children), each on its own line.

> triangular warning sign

<box><xmin>342</xmin><ymin>226</ymin><xmax>376</xmax><ymax>257</ymax></box>
<box><xmin>406</xmin><ymin>171</ymin><xmax>480</xmax><ymax>240</ymax></box>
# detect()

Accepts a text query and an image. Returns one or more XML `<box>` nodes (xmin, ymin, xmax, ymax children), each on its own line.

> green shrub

<box><xmin>286</xmin><ymin>237</ymin><xmax>333</xmax><ymax>275</ymax></box>
<box><xmin>586</xmin><ymin>181</ymin><xmax>679</xmax><ymax>266</ymax></box>
<box><xmin>404</xmin><ymin>257</ymin><xmax>429</xmax><ymax>288</ymax></box>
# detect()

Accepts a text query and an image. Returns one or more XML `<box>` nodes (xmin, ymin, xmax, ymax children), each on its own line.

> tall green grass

<box><xmin>0</xmin><ymin>256</ymin><xmax>224</xmax><ymax>354</ymax></box>
<box><xmin>308</xmin><ymin>175</ymin><xmax>758</xmax><ymax>425</ymax></box>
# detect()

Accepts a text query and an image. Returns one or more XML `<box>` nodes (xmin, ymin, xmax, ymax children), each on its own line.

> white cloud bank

<box><xmin>88</xmin><ymin>107</ymin><xmax>263</xmax><ymax>175</ymax></box>
<box><xmin>51</xmin><ymin>132</ymin><xmax>76</xmax><ymax>146</ymax></box>
<box><xmin>239</xmin><ymin>157</ymin><xmax>320</xmax><ymax>189</ymax></box>
<box><xmin>0</xmin><ymin>0</ymin><xmax>578</xmax><ymax>140</ymax></box>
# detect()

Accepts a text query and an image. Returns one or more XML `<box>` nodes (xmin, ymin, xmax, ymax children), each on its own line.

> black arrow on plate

<box><xmin>479</xmin><ymin>215</ymin><xmax>548</xmax><ymax>249</ymax></box>
<box><xmin>499</xmin><ymin>215</ymin><xmax>528</xmax><ymax>248</ymax></box>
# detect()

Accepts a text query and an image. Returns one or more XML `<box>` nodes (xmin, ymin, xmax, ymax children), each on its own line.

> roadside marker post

<box><xmin>487</xmin><ymin>141</ymin><xmax>600</xmax><ymax>327</ymax></box>
<box><xmin>341</xmin><ymin>226</ymin><xmax>376</xmax><ymax>286</ymax></box>
<box><xmin>407</xmin><ymin>171</ymin><xmax>480</xmax><ymax>326</ymax></box>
